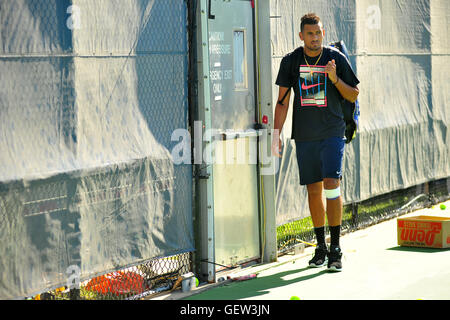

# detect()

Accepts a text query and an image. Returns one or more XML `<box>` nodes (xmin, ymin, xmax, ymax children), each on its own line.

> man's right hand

<box><xmin>271</xmin><ymin>136</ymin><xmax>282</xmax><ymax>158</ymax></box>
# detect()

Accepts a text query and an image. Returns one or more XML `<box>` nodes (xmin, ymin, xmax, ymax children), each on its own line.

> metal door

<box><xmin>208</xmin><ymin>0</ymin><xmax>260</xmax><ymax>270</ymax></box>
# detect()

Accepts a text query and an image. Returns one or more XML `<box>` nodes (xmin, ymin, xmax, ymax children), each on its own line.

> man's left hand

<box><xmin>325</xmin><ymin>59</ymin><xmax>337</xmax><ymax>84</ymax></box>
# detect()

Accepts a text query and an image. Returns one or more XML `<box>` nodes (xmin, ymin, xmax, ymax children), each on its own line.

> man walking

<box><xmin>272</xmin><ymin>13</ymin><xmax>359</xmax><ymax>272</ymax></box>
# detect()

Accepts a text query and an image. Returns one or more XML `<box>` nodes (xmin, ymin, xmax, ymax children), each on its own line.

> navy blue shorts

<box><xmin>295</xmin><ymin>136</ymin><xmax>345</xmax><ymax>185</ymax></box>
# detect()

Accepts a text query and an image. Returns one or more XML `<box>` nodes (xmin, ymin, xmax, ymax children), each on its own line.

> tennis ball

<box><xmin>195</xmin><ymin>277</ymin><xmax>199</xmax><ymax>287</ymax></box>
<box><xmin>290</xmin><ymin>296</ymin><xmax>300</xmax><ymax>300</ymax></box>
<box><xmin>440</xmin><ymin>204</ymin><xmax>446</xmax><ymax>210</ymax></box>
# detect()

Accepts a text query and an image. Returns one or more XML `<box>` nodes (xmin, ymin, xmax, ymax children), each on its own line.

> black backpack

<box><xmin>329</xmin><ymin>40</ymin><xmax>360</xmax><ymax>143</ymax></box>
<box><xmin>277</xmin><ymin>41</ymin><xmax>360</xmax><ymax>143</ymax></box>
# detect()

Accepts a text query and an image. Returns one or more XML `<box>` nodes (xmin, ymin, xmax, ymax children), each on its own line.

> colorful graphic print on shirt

<box><xmin>299</xmin><ymin>65</ymin><xmax>327</xmax><ymax>107</ymax></box>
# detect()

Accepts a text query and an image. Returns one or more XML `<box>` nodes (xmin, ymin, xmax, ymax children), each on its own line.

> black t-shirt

<box><xmin>276</xmin><ymin>46</ymin><xmax>360</xmax><ymax>141</ymax></box>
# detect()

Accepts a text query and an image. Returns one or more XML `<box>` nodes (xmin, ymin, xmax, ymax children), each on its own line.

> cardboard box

<box><xmin>397</xmin><ymin>215</ymin><xmax>450</xmax><ymax>248</ymax></box>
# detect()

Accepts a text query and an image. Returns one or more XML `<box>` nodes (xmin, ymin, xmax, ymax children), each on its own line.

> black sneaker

<box><xmin>308</xmin><ymin>244</ymin><xmax>328</xmax><ymax>268</ymax></box>
<box><xmin>327</xmin><ymin>245</ymin><xmax>343</xmax><ymax>272</ymax></box>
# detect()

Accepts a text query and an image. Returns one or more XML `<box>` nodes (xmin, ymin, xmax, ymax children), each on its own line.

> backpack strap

<box><xmin>277</xmin><ymin>87</ymin><xmax>291</xmax><ymax>106</ymax></box>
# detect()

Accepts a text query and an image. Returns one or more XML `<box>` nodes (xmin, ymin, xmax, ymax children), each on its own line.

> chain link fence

<box><xmin>28</xmin><ymin>252</ymin><xmax>191</xmax><ymax>300</ymax></box>
<box><xmin>0</xmin><ymin>0</ymin><xmax>194</xmax><ymax>300</ymax></box>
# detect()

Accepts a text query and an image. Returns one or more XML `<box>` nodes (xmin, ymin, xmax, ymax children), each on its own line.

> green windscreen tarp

<box><xmin>0</xmin><ymin>0</ymin><xmax>193</xmax><ymax>299</ymax></box>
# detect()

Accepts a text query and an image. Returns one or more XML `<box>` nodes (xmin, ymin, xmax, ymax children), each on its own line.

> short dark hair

<box><xmin>300</xmin><ymin>13</ymin><xmax>321</xmax><ymax>32</ymax></box>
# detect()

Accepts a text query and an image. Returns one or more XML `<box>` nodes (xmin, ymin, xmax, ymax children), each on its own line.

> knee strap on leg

<box><xmin>324</xmin><ymin>187</ymin><xmax>340</xmax><ymax>200</ymax></box>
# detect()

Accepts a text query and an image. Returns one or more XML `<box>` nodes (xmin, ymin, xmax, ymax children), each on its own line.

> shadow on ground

<box><xmin>183</xmin><ymin>266</ymin><xmax>328</xmax><ymax>300</ymax></box>
<box><xmin>387</xmin><ymin>246</ymin><xmax>450</xmax><ymax>253</ymax></box>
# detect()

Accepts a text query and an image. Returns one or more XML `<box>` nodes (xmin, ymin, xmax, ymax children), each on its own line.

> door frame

<box><xmin>194</xmin><ymin>0</ymin><xmax>277</xmax><ymax>283</ymax></box>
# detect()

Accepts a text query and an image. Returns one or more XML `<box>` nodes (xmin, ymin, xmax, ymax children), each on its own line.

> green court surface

<box><xmin>180</xmin><ymin>200</ymin><xmax>450</xmax><ymax>300</ymax></box>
